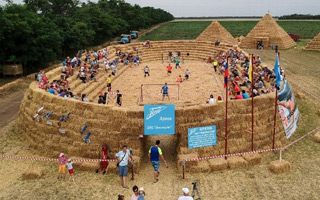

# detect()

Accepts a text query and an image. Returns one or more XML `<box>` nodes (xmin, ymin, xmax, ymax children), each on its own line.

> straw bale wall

<box><xmin>18</xmin><ymin>82</ymin><xmax>285</xmax><ymax>171</ymax></box>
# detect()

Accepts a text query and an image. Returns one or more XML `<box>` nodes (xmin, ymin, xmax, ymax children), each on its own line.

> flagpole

<box><xmin>272</xmin><ymin>51</ymin><xmax>279</xmax><ymax>149</ymax></box>
<box><xmin>251</xmin><ymin>54</ymin><xmax>254</xmax><ymax>151</ymax></box>
<box><xmin>224</xmin><ymin>58</ymin><xmax>229</xmax><ymax>159</ymax></box>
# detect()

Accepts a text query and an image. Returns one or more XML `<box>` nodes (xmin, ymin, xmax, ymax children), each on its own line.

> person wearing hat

<box><xmin>138</xmin><ymin>187</ymin><xmax>145</xmax><ymax>200</ymax></box>
<box><xmin>58</xmin><ymin>153</ymin><xmax>68</xmax><ymax>179</ymax></box>
<box><xmin>178</xmin><ymin>188</ymin><xmax>193</xmax><ymax>200</ymax></box>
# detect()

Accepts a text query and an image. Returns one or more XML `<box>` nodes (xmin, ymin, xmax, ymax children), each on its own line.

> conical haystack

<box><xmin>305</xmin><ymin>33</ymin><xmax>320</xmax><ymax>51</ymax></box>
<box><xmin>196</xmin><ymin>21</ymin><xmax>237</xmax><ymax>45</ymax></box>
<box><xmin>240</xmin><ymin>13</ymin><xmax>296</xmax><ymax>49</ymax></box>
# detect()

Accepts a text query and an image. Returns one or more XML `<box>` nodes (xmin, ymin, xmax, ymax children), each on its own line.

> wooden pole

<box><xmin>182</xmin><ymin>161</ymin><xmax>185</xmax><ymax>179</ymax></box>
<box><xmin>224</xmin><ymin>59</ymin><xmax>229</xmax><ymax>159</ymax></box>
<box><xmin>272</xmin><ymin>88</ymin><xmax>278</xmax><ymax>149</ymax></box>
<box><xmin>272</xmin><ymin>52</ymin><xmax>279</xmax><ymax>149</ymax></box>
<box><xmin>251</xmin><ymin>54</ymin><xmax>254</xmax><ymax>151</ymax></box>
<box><xmin>140</xmin><ymin>84</ymin><xmax>143</xmax><ymax>103</ymax></box>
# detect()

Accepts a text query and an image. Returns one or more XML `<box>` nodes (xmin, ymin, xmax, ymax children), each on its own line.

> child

<box><xmin>66</xmin><ymin>159</ymin><xmax>75</xmax><ymax>182</ymax></box>
<box><xmin>144</xmin><ymin>66</ymin><xmax>150</xmax><ymax>77</ymax></box>
<box><xmin>166</xmin><ymin>64</ymin><xmax>172</xmax><ymax>76</ymax></box>
<box><xmin>106</xmin><ymin>75</ymin><xmax>112</xmax><ymax>92</ymax></box>
<box><xmin>175</xmin><ymin>58</ymin><xmax>181</xmax><ymax>69</ymax></box>
<box><xmin>58</xmin><ymin>153</ymin><xmax>67</xmax><ymax>179</ymax></box>
<box><xmin>116</xmin><ymin>90</ymin><xmax>122</xmax><ymax>107</ymax></box>
<box><xmin>184</xmin><ymin>69</ymin><xmax>191</xmax><ymax>80</ymax></box>
<box><xmin>176</xmin><ymin>75</ymin><xmax>183</xmax><ymax>83</ymax></box>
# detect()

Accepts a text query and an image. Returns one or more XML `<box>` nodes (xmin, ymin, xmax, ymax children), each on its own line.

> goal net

<box><xmin>140</xmin><ymin>84</ymin><xmax>180</xmax><ymax>103</ymax></box>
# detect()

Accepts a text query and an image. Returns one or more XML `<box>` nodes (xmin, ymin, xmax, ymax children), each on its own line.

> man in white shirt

<box><xmin>116</xmin><ymin>145</ymin><xmax>132</xmax><ymax>189</ymax></box>
<box><xmin>178</xmin><ymin>188</ymin><xmax>193</xmax><ymax>200</ymax></box>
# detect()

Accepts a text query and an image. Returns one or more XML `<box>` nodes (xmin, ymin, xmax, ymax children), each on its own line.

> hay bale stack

<box><xmin>196</xmin><ymin>21</ymin><xmax>238</xmax><ymax>45</ymax></box>
<box><xmin>240</xmin><ymin>13</ymin><xmax>296</xmax><ymax>49</ymax></box>
<box><xmin>269</xmin><ymin>160</ymin><xmax>290</xmax><ymax>174</ymax></box>
<box><xmin>313</xmin><ymin>132</ymin><xmax>320</xmax><ymax>143</ymax></box>
<box><xmin>305</xmin><ymin>32</ymin><xmax>320</xmax><ymax>51</ymax></box>
<box><xmin>187</xmin><ymin>160</ymin><xmax>210</xmax><ymax>173</ymax></box>
<box><xmin>242</xmin><ymin>153</ymin><xmax>262</xmax><ymax>166</ymax></box>
<box><xmin>177</xmin><ymin>153</ymin><xmax>199</xmax><ymax>171</ymax></box>
<box><xmin>208</xmin><ymin>158</ymin><xmax>228</xmax><ymax>171</ymax></box>
<box><xmin>227</xmin><ymin>156</ymin><xmax>248</xmax><ymax>169</ymax></box>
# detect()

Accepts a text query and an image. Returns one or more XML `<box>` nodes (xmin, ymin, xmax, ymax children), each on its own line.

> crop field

<box><xmin>1</xmin><ymin>20</ymin><xmax>320</xmax><ymax>199</ymax></box>
<box><xmin>140</xmin><ymin>21</ymin><xmax>320</xmax><ymax>41</ymax></box>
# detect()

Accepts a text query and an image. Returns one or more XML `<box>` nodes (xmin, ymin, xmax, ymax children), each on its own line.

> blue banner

<box><xmin>144</xmin><ymin>104</ymin><xmax>175</xmax><ymax>135</ymax></box>
<box><xmin>188</xmin><ymin>125</ymin><xmax>217</xmax><ymax>149</ymax></box>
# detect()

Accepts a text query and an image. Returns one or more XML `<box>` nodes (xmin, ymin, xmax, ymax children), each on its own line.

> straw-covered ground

<box><xmin>111</xmin><ymin>61</ymin><xmax>223</xmax><ymax>108</ymax></box>
<box><xmin>0</xmin><ymin>45</ymin><xmax>320</xmax><ymax>199</ymax></box>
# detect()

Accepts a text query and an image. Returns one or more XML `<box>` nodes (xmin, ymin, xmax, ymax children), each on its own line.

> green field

<box><xmin>140</xmin><ymin>21</ymin><xmax>320</xmax><ymax>41</ymax></box>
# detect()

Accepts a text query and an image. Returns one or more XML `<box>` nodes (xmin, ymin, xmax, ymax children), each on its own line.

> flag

<box><xmin>274</xmin><ymin>53</ymin><xmax>281</xmax><ymax>89</ymax></box>
<box><xmin>248</xmin><ymin>55</ymin><xmax>253</xmax><ymax>82</ymax></box>
<box><xmin>224</xmin><ymin>60</ymin><xmax>229</xmax><ymax>88</ymax></box>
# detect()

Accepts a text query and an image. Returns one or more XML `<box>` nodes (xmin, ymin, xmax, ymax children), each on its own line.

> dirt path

<box><xmin>0</xmin><ymin>90</ymin><xmax>25</xmax><ymax>129</ymax></box>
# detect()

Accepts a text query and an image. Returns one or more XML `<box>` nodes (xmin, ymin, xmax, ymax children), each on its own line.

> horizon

<box><xmin>1</xmin><ymin>0</ymin><xmax>320</xmax><ymax>17</ymax></box>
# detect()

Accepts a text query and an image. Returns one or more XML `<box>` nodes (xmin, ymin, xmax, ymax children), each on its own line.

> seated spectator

<box><xmin>81</xmin><ymin>94</ymin><xmax>89</xmax><ymax>102</ymax></box>
<box><xmin>207</xmin><ymin>94</ymin><xmax>216</xmax><ymax>105</ymax></box>
<box><xmin>235</xmin><ymin>92</ymin><xmax>243</xmax><ymax>100</ymax></box>
<box><xmin>48</xmin><ymin>86</ymin><xmax>56</xmax><ymax>95</ymax></box>
<box><xmin>242</xmin><ymin>90</ymin><xmax>250</xmax><ymax>99</ymax></box>
<box><xmin>217</xmin><ymin>96</ymin><xmax>223</xmax><ymax>102</ymax></box>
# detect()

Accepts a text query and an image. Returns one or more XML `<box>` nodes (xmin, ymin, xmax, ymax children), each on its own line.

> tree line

<box><xmin>279</xmin><ymin>14</ymin><xmax>320</xmax><ymax>20</ymax></box>
<box><xmin>0</xmin><ymin>0</ymin><xmax>174</xmax><ymax>74</ymax></box>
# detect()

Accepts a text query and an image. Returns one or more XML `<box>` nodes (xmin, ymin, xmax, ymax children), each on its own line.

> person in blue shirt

<box><xmin>148</xmin><ymin>140</ymin><xmax>168</xmax><ymax>183</ymax></box>
<box><xmin>242</xmin><ymin>90</ymin><xmax>250</xmax><ymax>99</ymax></box>
<box><xmin>161</xmin><ymin>83</ymin><xmax>170</xmax><ymax>101</ymax></box>
<box><xmin>48</xmin><ymin>87</ymin><xmax>56</xmax><ymax>95</ymax></box>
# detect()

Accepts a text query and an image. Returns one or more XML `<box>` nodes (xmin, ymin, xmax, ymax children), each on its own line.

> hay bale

<box><xmin>313</xmin><ymin>132</ymin><xmax>320</xmax><ymax>143</ymax></box>
<box><xmin>21</xmin><ymin>169</ymin><xmax>44</xmax><ymax>180</ymax></box>
<box><xmin>227</xmin><ymin>156</ymin><xmax>248</xmax><ymax>169</ymax></box>
<box><xmin>187</xmin><ymin>160</ymin><xmax>210</xmax><ymax>173</ymax></box>
<box><xmin>242</xmin><ymin>153</ymin><xmax>262</xmax><ymax>166</ymax></box>
<box><xmin>208</xmin><ymin>158</ymin><xmax>228</xmax><ymax>171</ymax></box>
<box><xmin>269</xmin><ymin>160</ymin><xmax>290</xmax><ymax>174</ymax></box>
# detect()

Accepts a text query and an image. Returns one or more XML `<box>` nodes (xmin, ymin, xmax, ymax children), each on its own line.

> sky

<box><xmin>2</xmin><ymin>0</ymin><xmax>320</xmax><ymax>17</ymax></box>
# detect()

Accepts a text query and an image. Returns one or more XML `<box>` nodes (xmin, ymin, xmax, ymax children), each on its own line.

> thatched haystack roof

<box><xmin>196</xmin><ymin>21</ymin><xmax>238</xmax><ymax>45</ymax></box>
<box><xmin>305</xmin><ymin>33</ymin><xmax>320</xmax><ymax>51</ymax></box>
<box><xmin>240</xmin><ymin>13</ymin><xmax>296</xmax><ymax>49</ymax></box>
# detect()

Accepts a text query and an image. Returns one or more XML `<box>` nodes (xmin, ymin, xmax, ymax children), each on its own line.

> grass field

<box><xmin>140</xmin><ymin>21</ymin><xmax>320</xmax><ymax>41</ymax></box>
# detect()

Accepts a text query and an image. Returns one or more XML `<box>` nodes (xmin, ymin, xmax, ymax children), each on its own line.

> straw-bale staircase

<box><xmin>46</xmin><ymin>41</ymin><xmax>231</xmax><ymax>104</ymax></box>
<box><xmin>305</xmin><ymin>33</ymin><xmax>320</xmax><ymax>51</ymax></box>
<box><xmin>240</xmin><ymin>13</ymin><xmax>296</xmax><ymax>49</ymax></box>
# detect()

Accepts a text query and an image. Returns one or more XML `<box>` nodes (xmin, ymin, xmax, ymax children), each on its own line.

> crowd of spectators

<box><xmin>214</xmin><ymin>48</ymin><xmax>276</xmax><ymax>100</ymax></box>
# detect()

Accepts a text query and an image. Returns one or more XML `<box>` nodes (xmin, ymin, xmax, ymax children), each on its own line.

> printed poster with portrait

<box><xmin>277</xmin><ymin>80</ymin><xmax>300</xmax><ymax>138</ymax></box>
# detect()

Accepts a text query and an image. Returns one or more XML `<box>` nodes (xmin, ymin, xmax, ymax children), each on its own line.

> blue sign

<box><xmin>144</xmin><ymin>104</ymin><xmax>175</xmax><ymax>135</ymax></box>
<box><xmin>188</xmin><ymin>125</ymin><xmax>217</xmax><ymax>149</ymax></box>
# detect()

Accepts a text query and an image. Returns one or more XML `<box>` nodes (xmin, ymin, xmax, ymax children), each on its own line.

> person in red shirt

<box><xmin>235</xmin><ymin>92</ymin><xmax>243</xmax><ymax>100</ymax></box>
<box><xmin>96</xmin><ymin>144</ymin><xmax>109</xmax><ymax>175</ymax></box>
<box><xmin>176</xmin><ymin>75</ymin><xmax>183</xmax><ymax>83</ymax></box>
<box><xmin>166</xmin><ymin>64</ymin><xmax>173</xmax><ymax>76</ymax></box>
